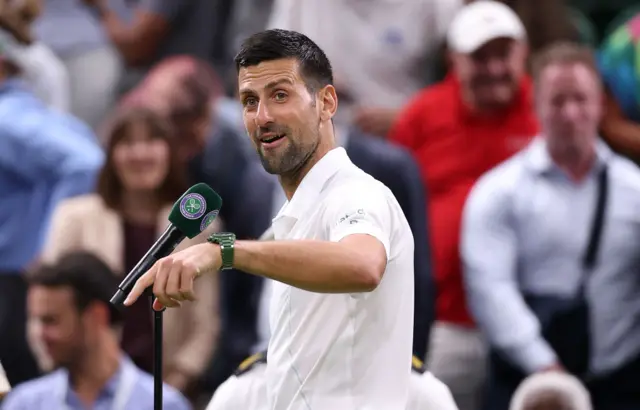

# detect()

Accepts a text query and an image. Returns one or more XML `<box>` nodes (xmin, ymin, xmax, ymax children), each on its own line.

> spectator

<box><xmin>268</xmin><ymin>0</ymin><xmax>464</xmax><ymax>137</ymax></box>
<box><xmin>1</xmin><ymin>252</ymin><xmax>191</xmax><ymax>410</ymax></box>
<box><xmin>462</xmin><ymin>42</ymin><xmax>640</xmax><ymax>410</ymax></box>
<box><xmin>80</xmin><ymin>0</ymin><xmax>218</xmax><ymax>93</ymax></box>
<box><xmin>0</xmin><ymin>31</ymin><xmax>103</xmax><ymax>386</ymax></box>
<box><xmin>408</xmin><ymin>356</ymin><xmax>459</xmax><ymax>410</ymax></box>
<box><xmin>33</xmin><ymin>0</ymin><xmax>121</xmax><ymax>127</ymax></box>
<box><xmin>389</xmin><ymin>2</ymin><xmax>538</xmax><ymax>409</ymax></box>
<box><xmin>598</xmin><ymin>11</ymin><xmax>640</xmax><ymax>163</ymax></box>
<box><xmin>38</xmin><ymin>108</ymin><xmax>220</xmax><ymax>395</ymax></box>
<box><xmin>0</xmin><ymin>0</ymin><xmax>70</xmax><ymax>111</ymax></box>
<box><xmin>509</xmin><ymin>373</ymin><xmax>592</xmax><ymax>410</ymax></box>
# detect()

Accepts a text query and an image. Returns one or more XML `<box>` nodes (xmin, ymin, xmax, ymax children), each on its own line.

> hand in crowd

<box><xmin>124</xmin><ymin>242</ymin><xmax>220</xmax><ymax>311</ymax></box>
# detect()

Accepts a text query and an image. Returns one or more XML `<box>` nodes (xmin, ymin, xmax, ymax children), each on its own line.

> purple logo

<box><xmin>200</xmin><ymin>210</ymin><xmax>219</xmax><ymax>231</ymax></box>
<box><xmin>180</xmin><ymin>193</ymin><xmax>206</xmax><ymax>220</ymax></box>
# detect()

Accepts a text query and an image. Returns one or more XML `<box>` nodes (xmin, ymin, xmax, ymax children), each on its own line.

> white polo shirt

<box><xmin>268</xmin><ymin>147</ymin><xmax>415</xmax><ymax>410</ymax></box>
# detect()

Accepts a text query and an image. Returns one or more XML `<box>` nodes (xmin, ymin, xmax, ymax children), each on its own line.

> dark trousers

<box><xmin>483</xmin><ymin>353</ymin><xmax>640</xmax><ymax>410</ymax></box>
<box><xmin>0</xmin><ymin>274</ymin><xmax>40</xmax><ymax>386</ymax></box>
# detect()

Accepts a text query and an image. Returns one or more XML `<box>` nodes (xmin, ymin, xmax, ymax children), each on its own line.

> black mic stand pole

<box><xmin>146</xmin><ymin>289</ymin><xmax>164</xmax><ymax>410</ymax></box>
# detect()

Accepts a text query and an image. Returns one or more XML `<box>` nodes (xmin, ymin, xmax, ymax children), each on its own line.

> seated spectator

<box><xmin>509</xmin><ymin>372</ymin><xmax>591</xmax><ymax>410</ymax></box>
<box><xmin>38</xmin><ymin>108</ymin><xmax>219</xmax><ymax>395</ymax></box>
<box><xmin>1</xmin><ymin>252</ymin><xmax>190</xmax><ymax>410</ymax></box>
<box><xmin>0</xmin><ymin>34</ymin><xmax>103</xmax><ymax>386</ymax></box>
<box><xmin>33</xmin><ymin>0</ymin><xmax>119</xmax><ymax>127</ymax></box>
<box><xmin>0</xmin><ymin>0</ymin><xmax>70</xmax><ymax>111</ymax></box>
<box><xmin>597</xmin><ymin>11</ymin><xmax>640</xmax><ymax>163</ymax></box>
<box><xmin>462</xmin><ymin>42</ymin><xmax>640</xmax><ymax>410</ymax></box>
<box><xmin>389</xmin><ymin>2</ymin><xmax>538</xmax><ymax>409</ymax></box>
<box><xmin>79</xmin><ymin>0</ymin><xmax>218</xmax><ymax>93</ymax></box>
<box><xmin>206</xmin><ymin>352</ymin><xmax>458</xmax><ymax>410</ymax></box>
<box><xmin>268</xmin><ymin>0</ymin><xmax>464</xmax><ymax>137</ymax></box>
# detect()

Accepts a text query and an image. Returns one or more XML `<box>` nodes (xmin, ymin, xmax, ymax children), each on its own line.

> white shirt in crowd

<box><xmin>268</xmin><ymin>147</ymin><xmax>415</xmax><ymax>409</ymax></box>
<box><xmin>207</xmin><ymin>354</ymin><xmax>458</xmax><ymax>410</ymax></box>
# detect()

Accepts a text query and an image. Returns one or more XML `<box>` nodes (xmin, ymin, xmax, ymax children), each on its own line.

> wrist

<box><xmin>207</xmin><ymin>232</ymin><xmax>236</xmax><ymax>270</ymax></box>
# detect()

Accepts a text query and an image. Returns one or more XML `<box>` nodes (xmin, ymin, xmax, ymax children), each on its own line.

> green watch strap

<box><xmin>207</xmin><ymin>232</ymin><xmax>236</xmax><ymax>270</ymax></box>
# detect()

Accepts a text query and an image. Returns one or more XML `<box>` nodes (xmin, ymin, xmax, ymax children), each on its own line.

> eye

<box><xmin>274</xmin><ymin>91</ymin><xmax>287</xmax><ymax>102</ymax></box>
<box><xmin>243</xmin><ymin>96</ymin><xmax>258</xmax><ymax>108</ymax></box>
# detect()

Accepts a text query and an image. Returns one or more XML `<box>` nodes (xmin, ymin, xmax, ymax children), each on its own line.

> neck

<box><xmin>548</xmin><ymin>142</ymin><xmax>596</xmax><ymax>182</ymax></box>
<box><xmin>69</xmin><ymin>337</ymin><xmax>121</xmax><ymax>407</ymax></box>
<box><xmin>279</xmin><ymin>131</ymin><xmax>336</xmax><ymax>200</ymax></box>
<box><xmin>120</xmin><ymin>190</ymin><xmax>160</xmax><ymax>225</ymax></box>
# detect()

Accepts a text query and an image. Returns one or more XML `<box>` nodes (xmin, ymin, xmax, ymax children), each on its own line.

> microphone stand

<box><xmin>147</xmin><ymin>290</ymin><xmax>164</xmax><ymax>410</ymax></box>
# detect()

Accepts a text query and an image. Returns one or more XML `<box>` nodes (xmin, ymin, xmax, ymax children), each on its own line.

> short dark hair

<box><xmin>234</xmin><ymin>29</ymin><xmax>334</xmax><ymax>92</ymax></box>
<box><xmin>97</xmin><ymin>107</ymin><xmax>187</xmax><ymax>210</ymax></box>
<box><xmin>27</xmin><ymin>252</ymin><xmax>123</xmax><ymax>326</ymax></box>
<box><xmin>531</xmin><ymin>42</ymin><xmax>600</xmax><ymax>87</ymax></box>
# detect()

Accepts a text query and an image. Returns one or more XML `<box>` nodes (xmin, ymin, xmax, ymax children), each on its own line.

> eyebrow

<box><xmin>239</xmin><ymin>78</ymin><xmax>295</xmax><ymax>96</ymax></box>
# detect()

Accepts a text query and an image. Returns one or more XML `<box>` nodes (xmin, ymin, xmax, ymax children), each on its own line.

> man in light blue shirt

<box><xmin>1</xmin><ymin>252</ymin><xmax>191</xmax><ymax>410</ymax></box>
<box><xmin>462</xmin><ymin>43</ymin><xmax>640</xmax><ymax>410</ymax></box>
<box><xmin>0</xmin><ymin>37</ymin><xmax>104</xmax><ymax>386</ymax></box>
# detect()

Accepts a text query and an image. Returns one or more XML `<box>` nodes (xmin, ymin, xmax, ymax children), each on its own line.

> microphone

<box><xmin>110</xmin><ymin>183</ymin><xmax>222</xmax><ymax>307</ymax></box>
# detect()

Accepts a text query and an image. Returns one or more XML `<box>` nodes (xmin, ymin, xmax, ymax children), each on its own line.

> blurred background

<box><xmin>0</xmin><ymin>0</ymin><xmax>639</xmax><ymax>409</ymax></box>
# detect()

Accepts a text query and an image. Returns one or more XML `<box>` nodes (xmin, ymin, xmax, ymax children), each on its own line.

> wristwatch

<box><xmin>207</xmin><ymin>232</ymin><xmax>236</xmax><ymax>270</ymax></box>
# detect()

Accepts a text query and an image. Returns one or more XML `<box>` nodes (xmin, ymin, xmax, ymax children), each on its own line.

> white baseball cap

<box><xmin>447</xmin><ymin>0</ymin><xmax>526</xmax><ymax>54</ymax></box>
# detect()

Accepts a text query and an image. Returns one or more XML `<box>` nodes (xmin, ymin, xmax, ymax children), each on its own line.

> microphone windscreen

<box><xmin>168</xmin><ymin>183</ymin><xmax>222</xmax><ymax>239</ymax></box>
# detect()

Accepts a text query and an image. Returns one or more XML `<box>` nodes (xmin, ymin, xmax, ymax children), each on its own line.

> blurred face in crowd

<box><xmin>238</xmin><ymin>58</ymin><xmax>336</xmax><ymax>176</ymax></box>
<box><xmin>521</xmin><ymin>390</ymin><xmax>575</xmax><ymax>410</ymax></box>
<box><xmin>27</xmin><ymin>286</ymin><xmax>100</xmax><ymax>369</ymax></box>
<box><xmin>113</xmin><ymin>121</ymin><xmax>171</xmax><ymax>193</ymax></box>
<box><xmin>536</xmin><ymin>62</ymin><xmax>602</xmax><ymax>157</ymax></box>
<box><xmin>452</xmin><ymin>37</ymin><xmax>527</xmax><ymax>111</ymax></box>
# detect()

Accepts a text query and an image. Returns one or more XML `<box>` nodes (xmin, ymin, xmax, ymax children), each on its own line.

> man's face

<box><xmin>536</xmin><ymin>62</ymin><xmax>602</xmax><ymax>154</ymax></box>
<box><xmin>27</xmin><ymin>286</ymin><xmax>87</xmax><ymax>369</ymax></box>
<box><xmin>452</xmin><ymin>38</ymin><xmax>526</xmax><ymax>110</ymax></box>
<box><xmin>238</xmin><ymin>58</ymin><xmax>322</xmax><ymax>175</ymax></box>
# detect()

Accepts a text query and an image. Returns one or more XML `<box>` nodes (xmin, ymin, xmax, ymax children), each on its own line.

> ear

<box><xmin>318</xmin><ymin>84</ymin><xmax>338</xmax><ymax>122</ymax></box>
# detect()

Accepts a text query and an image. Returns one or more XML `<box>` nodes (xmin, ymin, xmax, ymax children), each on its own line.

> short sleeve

<box><xmin>323</xmin><ymin>183</ymin><xmax>393</xmax><ymax>259</ymax></box>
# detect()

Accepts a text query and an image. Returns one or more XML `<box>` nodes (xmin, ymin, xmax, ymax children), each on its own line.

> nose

<box><xmin>129</xmin><ymin>140</ymin><xmax>149</xmax><ymax>159</ymax></box>
<box><xmin>561</xmin><ymin>101</ymin><xmax>581</xmax><ymax>121</ymax></box>
<box><xmin>485</xmin><ymin>57</ymin><xmax>507</xmax><ymax>77</ymax></box>
<box><xmin>254</xmin><ymin>100</ymin><xmax>275</xmax><ymax>128</ymax></box>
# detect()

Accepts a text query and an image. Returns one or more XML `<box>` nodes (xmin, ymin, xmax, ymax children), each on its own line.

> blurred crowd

<box><xmin>0</xmin><ymin>0</ymin><xmax>640</xmax><ymax>409</ymax></box>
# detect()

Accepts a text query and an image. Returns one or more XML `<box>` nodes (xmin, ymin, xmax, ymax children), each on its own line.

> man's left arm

<box><xmin>233</xmin><ymin>185</ymin><xmax>392</xmax><ymax>293</ymax></box>
<box><xmin>88</xmin><ymin>0</ymin><xmax>186</xmax><ymax>66</ymax></box>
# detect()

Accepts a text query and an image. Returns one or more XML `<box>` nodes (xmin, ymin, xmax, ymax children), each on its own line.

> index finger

<box><xmin>124</xmin><ymin>264</ymin><xmax>157</xmax><ymax>306</ymax></box>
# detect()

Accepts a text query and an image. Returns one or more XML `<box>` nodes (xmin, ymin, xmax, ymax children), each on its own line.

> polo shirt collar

<box><xmin>59</xmin><ymin>355</ymin><xmax>134</xmax><ymax>402</ymax></box>
<box><xmin>275</xmin><ymin>147</ymin><xmax>351</xmax><ymax>221</ymax></box>
<box><xmin>525</xmin><ymin>136</ymin><xmax>613</xmax><ymax>175</ymax></box>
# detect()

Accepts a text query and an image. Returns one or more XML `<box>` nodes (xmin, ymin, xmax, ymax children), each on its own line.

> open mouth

<box><xmin>261</xmin><ymin>134</ymin><xmax>286</xmax><ymax>144</ymax></box>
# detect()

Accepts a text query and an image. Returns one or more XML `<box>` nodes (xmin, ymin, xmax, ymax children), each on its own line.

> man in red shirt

<box><xmin>389</xmin><ymin>2</ymin><xmax>539</xmax><ymax>409</ymax></box>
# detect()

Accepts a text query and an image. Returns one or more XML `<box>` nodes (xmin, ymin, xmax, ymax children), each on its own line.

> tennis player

<box><xmin>125</xmin><ymin>29</ymin><xmax>415</xmax><ymax>409</ymax></box>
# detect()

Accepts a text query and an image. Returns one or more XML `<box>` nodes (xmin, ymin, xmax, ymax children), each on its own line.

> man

<box><xmin>0</xmin><ymin>29</ymin><xmax>103</xmax><ymax>386</ymax></box>
<box><xmin>206</xmin><ymin>352</ymin><xmax>458</xmax><ymax>410</ymax></box>
<box><xmin>509</xmin><ymin>372</ymin><xmax>592</xmax><ymax>410</ymax></box>
<box><xmin>1</xmin><ymin>252</ymin><xmax>190</xmax><ymax>409</ymax></box>
<box><xmin>125</xmin><ymin>29</ymin><xmax>415</xmax><ymax>409</ymax></box>
<box><xmin>389</xmin><ymin>2</ymin><xmax>538</xmax><ymax>409</ymax></box>
<box><xmin>462</xmin><ymin>42</ymin><xmax>640</xmax><ymax>410</ymax></box>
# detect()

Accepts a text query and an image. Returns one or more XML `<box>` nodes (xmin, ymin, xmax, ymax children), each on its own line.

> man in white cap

<box><xmin>389</xmin><ymin>2</ymin><xmax>537</xmax><ymax>410</ymax></box>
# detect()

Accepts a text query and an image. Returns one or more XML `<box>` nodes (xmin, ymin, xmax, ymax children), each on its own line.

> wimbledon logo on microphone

<box><xmin>200</xmin><ymin>210</ymin><xmax>219</xmax><ymax>231</ymax></box>
<box><xmin>180</xmin><ymin>193</ymin><xmax>207</xmax><ymax>220</ymax></box>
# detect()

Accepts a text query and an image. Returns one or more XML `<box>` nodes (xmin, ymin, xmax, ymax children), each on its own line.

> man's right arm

<box><xmin>461</xmin><ymin>172</ymin><xmax>558</xmax><ymax>374</ymax></box>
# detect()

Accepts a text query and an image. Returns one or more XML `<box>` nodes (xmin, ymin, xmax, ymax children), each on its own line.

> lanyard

<box><xmin>59</xmin><ymin>361</ymin><xmax>138</xmax><ymax>410</ymax></box>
